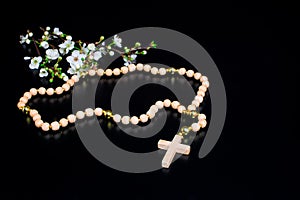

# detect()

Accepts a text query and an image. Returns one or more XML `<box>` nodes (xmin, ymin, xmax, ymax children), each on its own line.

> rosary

<box><xmin>17</xmin><ymin>27</ymin><xmax>209</xmax><ymax>168</ymax></box>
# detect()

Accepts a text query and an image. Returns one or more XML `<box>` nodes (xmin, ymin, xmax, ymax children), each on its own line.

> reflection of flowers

<box><xmin>20</xmin><ymin>26</ymin><xmax>157</xmax><ymax>83</ymax></box>
<box><xmin>29</xmin><ymin>56</ymin><xmax>42</xmax><ymax>69</ymax></box>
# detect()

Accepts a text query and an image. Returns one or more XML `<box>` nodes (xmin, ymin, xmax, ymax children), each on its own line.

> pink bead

<box><xmin>130</xmin><ymin>116</ymin><xmax>139</xmax><ymax>125</ymax></box>
<box><xmin>71</xmin><ymin>75</ymin><xmax>79</xmax><ymax>82</ymax></box>
<box><xmin>113</xmin><ymin>68</ymin><xmax>120</xmax><ymax>76</ymax></box>
<box><xmin>30</xmin><ymin>88</ymin><xmax>37</xmax><ymax>96</ymax></box>
<box><xmin>163</xmin><ymin>99</ymin><xmax>171</xmax><ymax>107</ymax></box>
<box><xmin>177</xmin><ymin>105</ymin><xmax>186</xmax><ymax>113</ymax></box>
<box><xmin>17</xmin><ymin>102</ymin><xmax>25</xmax><ymax>109</ymax></box>
<box><xmin>55</xmin><ymin>87</ymin><xmax>63</xmax><ymax>95</ymax></box>
<box><xmin>24</xmin><ymin>92</ymin><xmax>32</xmax><ymax>99</ymax></box>
<box><xmin>136</xmin><ymin>63</ymin><xmax>144</xmax><ymax>71</ymax></box>
<box><xmin>46</xmin><ymin>88</ymin><xmax>54</xmax><ymax>95</ymax></box>
<box><xmin>88</xmin><ymin>69</ymin><xmax>96</xmax><ymax>76</ymax></box>
<box><xmin>195</xmin><ymin>96</ymin><xmax>203</xmax><ymax>103</ymax></box>
<box><xmin>197</xmin><ymin>90</ymin><xmax>205</xmax><ymax>97</ymax></box>
<box><xmin>97</xmin><ymin>68</ymin><xmax>104</xmax><ymax>76</ymax></box>
<box><xmin>146</xmin><ymin>110</ymin><xmax>155</xmax><ymax>119</ymax></box>
<box><xmin>198</xmin><ymin>114</ymin><xmax>206</xmax><ymax>120</ymax></box>
<box><xmin>151</xmin><ymin>67</ymin><xmax>158</xmax><ymax>75</ymax></box>
<box><xmin>41</xmin><ymin>122</ymin><xmax>50</xmax><ymax>131</ymax></box>
<box><xmin>159</xmin><ymin>68</ymin><xmax>166</xmax><ymax>75</ymax></box>
<box><xmin>128</xmin><ymin>64</ymin><xmax>136</xmax><ymax>72</ymax></box>
<box><xmin>187</xmin><ymin>104</ymin><xmax>196</xmax><ymax>111</ymax></box>
<box><xmin>143</xmin><ymin>64</ymin><xmax>151</xmax><ymax>72</ymax></box>
<box><xmin>20</xmin><ymin>97</ymin><xmax>28</xmax><ymax>104</ymax></box>
<box><xmin>67</xmin><ymin>79</ymin><xmax>75</xmax><ymax>86</ymax></box>
<box><xmin>51</xmin><ymin>121</ymin><xmax>60</xmax><ymax>131</ymax></box>
<box><xmin>85</xmin><ymin>108</ymin><xmax>94</xmax><ymax>117</ymax></box>
<box><xmin>202</xmin><ymin>81</ymin><xmax>210</xmax><ymax>88</ymax></box>
<box><xmin>35</xmin><ymin>119</ymin><xmax>43</xmax><ymax>128</ymax></box>
<box><xmin>32</xmin><ymin>114</ymin><xmax>41</xmax><ymax>122</ymax></box>
<box><xmin>113</xmin><ymin>114</ymin><xmax>121</xmax><ymax>123</ymax></box>
<box><xmin>186</xmin><ymin>70</ymin><xmax>194</xmax><ymax>77</ymax></box>
<box><xmin>121</xmin><ymin>116</ymin><xmax>130</xmax><ymax>124</ymax></box>
<box><xmin>121</xmin><ymin>66</ymin><xmax>128</xmax><ymax>74</ymax></box>
<box><xmin>76</xmin><ymin>111</ymin><xmax>85</xmax><ymax>119</ymax></box>
<box><xmin>155</xmin><ymin>101</ymin><xmax>164</xmax><ymax>109</ymax></box>
<box><xmin>200</xmin><ymin>76</ymin><xmax>208</xmax><ymax>82</ymax></box>
<box><xmin>62</xmin><ymin>83</ymin><xmax>70</xmax><ymax>91</ymax></box>
<box><xmin>198</xmin><ymin>85</ymin><xmax>207</xmax><ymax>92</ymax></box>
<box><xmin>59</xmin><ymin>118</ymin><xmax>68</xmax><ymax>127</ymax></box>
<box><xmin>194</xmin><ymin>72</ymin><xmax>202</xmax><ymax>80</ymax></box>
<box><xmin>192</xmin><ymin>100</ymin><xmax>200</xmax><ymax>107</ymax></box>
<box><xmin>105</xmin><ymin>69</ymin><xmax>113</xmax><ymax>76</ymax></box>
<box><xmin>139</xmin><ymin>114</ymin><xmax>148</xmax><ymax>123</ymax></box>
<box><xmin>67</xmin><ymin>114</ymin><xmax>76</xmax><ymax>123</ymax></box>
<box><xmin>191</xmin><ymin>123</ymin><xmax>201</xmax><ymax>132</ymax></box>
<box><xmin>94</xmin><ymin>108</ymin><xmax>103</xmax><ymax>116</ymax></box>
<box><xmin>38</xmin><ymin>87</ymin><xmax>46</xmax><ymax>95</ymax></box>
<box><xmin>178</xmin><ymin>68</ymin><xmax>186</xmax><ymax>75</ymax></box>
<box><xmin>171</xmin><ymin>101</ymin><xmax>180</xmax><ymax>109</ymax></box>
<box><xmin>199</xmin><ymin>120</ymin><xmax>207</xmax><ymax>128</ymax></box>
<box><xmin>29</xmin><ymin>109</ymin><xmax>38</xmax><ymax>117</ymax></box>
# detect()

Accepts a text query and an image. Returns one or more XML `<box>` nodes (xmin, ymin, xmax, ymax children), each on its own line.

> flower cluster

<box><xmin>20</xmin><ymin>27</ymin><xmax>157</xmax><ymax>83</ymax></box>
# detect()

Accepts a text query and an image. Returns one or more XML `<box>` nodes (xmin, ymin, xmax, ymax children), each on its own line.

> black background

<box><xmin>12</xmin><ymin>2</ymin><xmax>299</xmax><ymax>200</ymax></box>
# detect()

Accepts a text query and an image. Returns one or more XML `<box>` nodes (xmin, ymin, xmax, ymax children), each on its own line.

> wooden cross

<box><xmin>158</xmin><ymin>135</ymin><xmax>190</xmax><ymax>168</ymax></box>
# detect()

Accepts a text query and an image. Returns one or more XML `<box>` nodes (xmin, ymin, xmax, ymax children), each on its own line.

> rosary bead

<box><xmin>200</xmin><ymin>76</ymin><xmax>208</xmax><ymax>82</ymax></box>
<box><xmin>136</xmin><ymin>63</ymin><xmax>144</xmax><ymax>71</ymax></box>
<box><xmin>128</xmin><ymin>64</ymin><xmax>136</xmax><ymax>72</ymax></box>
<box><xmin>158</xmin><ymin>68</ymin><xmax>166</xmax><ymax>75</ymax></box>
<box><xmin>35</xmin><ymin>119</ymin><xmax>43</xmax><ymax>128</ymax></box>
<box><xmin>198</xmin><ymin>85</ymin><xmax>207</xmax><ymax>92</ymax></box>
<box><xmin>199</xmin><ymin>120</ymin><xmax>207</xmax><ymax>128</ymax></box>
<box><xmin>178</xmin><ymin>68</ymin><xmax>186</xmax><ymax>75</ymax></box>
<box><xmin>46</xmin><ymin>88</ymin><xmax>54</xmax><ymax>95</ymax></box>
<box><xmin>29</xmin><ymin>88</ymin><xmax>37</xmax><ymax>96</ymax></box>
<box><xmin>113</xmin><ymin>114</ymin><xmax>121</xmax><ymax>123</ymax></box>
<box><xmin>113</xmin><ymin>68</ymin><xmax>121</xmax><ymax>76</ymax></box>
<box><xmin>38</xmin><ymin>87</ymin><xmax>46</xmax><ymax>95</ymax></box>
<box><xmin>194</xmin><ymin>72</ymin><xmax>201</xmax><ymax>80</ymax></box>
<box><xmin>155</xmin><ymin>101</ymin><xmax>164</xmax><ymax>109</ymax></box>
<box><xmin>151</xmin><ymin>67</ymin><xmax>158</xmax><ymax>75</ymax></box>
<box><xmin>76</xmin><ymin>111</ymin><xmax>85</xmax><ymax>119</ymax></box>
<box><xmin>198</xmin><ymin>114</ymin><xmax>206</xmax><ymax>121</ymax></box>
<box><xmin>139</xmin><ymin>114</ymin><xmax>148</xmax><ymax>123</ymax></box>
<box><xmin>20</xmin><ymin>97</ymin><xmax>28</xmax><ymax>104</ymax></box>
<box><xmin>94</xmin><ymin>108</ymin><xmax>103</xmax><ymax>116</ymax></box>
<box><xmin>29</xmin><ymin>109</ymin><xmax>38</xmax><ymax>117</ymax></box>
<box><xmin>67</xmin><ymin>79</ymin><xmax>75</xmax><ymax>86</ymax></box>
<box><xmin>67</xmin><ymin>114</ymin><xmax>76</xmax><ymax>123</ymax></box>
<box><xmin>105</xmin><ymin>69</ymin><xmax>113</xmax><ymax>76</ymax></box>
<box><xmin>97</xmin><ymin>68</ymin><xmax>104</xmax><ymax>76</ymax></box>
<box><xmin>88</xmin><ymin>69</ymin><xmax>96</xmax><ymax>76</ymax></box>
<box><xmin>62</xmin><ymin>83</ymin><xmax>70</xmax><ymax>91</ymax></box>
<box><xmin>202</xmin><ymin>81</ymin><xmax>210</xmax><ymax>88</ymax></box>
<box><xmin>121</xmin><ymin>66</ymin><xmax>128</xmax><ymax>74</ymax></box>
<box><xmin>41</xmin><ymin>122</ymin><xmax>50</xmax><ymax>131</ymax></box>
<box><xmin>71</xmin><ymin>75</ymin><xmax>79</xmax><ymax>82</ymax></box>
<box><xmin>163</xmin><ymin>99</ymin><xmax>171</xmax><ymax>107</ymax></box>
<box><xmin>186</xmin><ymin>70</ymin><xmax>194</xmax><ymax>77</ymax></box>
<box><xmin>191</xmin><ymin>123</ymin><xmax>201</xmax><ymax>132</ymax></box>
<box><xmin>130</xmin><ymin>116</ymin><xmax>139</xmax><ymax>125</ymax></box>
<box><xmin>55</xmin><ymin>87</ymin><xmax>63</xmax><ymax>95</ymax></box>
<box><xmin>171</xmin><ymin>101</ymin><xmax>180</xmax><ymax>109</ymax></box>
<box><xmin>143</xmin><ymin>64</ymin><xmax>151</xmax><ymax>72</ymax></box>
<box><xmin>32</xmin><ymin>114</ymin><xmax>41</xmax><ymax>121</ymax></box>
<box><xmin>59</xmin><ymin>118</ymin><xmax>68</xmax><ymax>127</ymax></box>
<box><xmin>177</xmin><ymin>105</ymin><xmax>186</xmax><ymax>113</ymax></box>
<box><xmin>51</xmin><ymin>121</ymin><xmax>60</xmax><ymax>131</ymax></box>
<box><xmin>121</xmin><ymin>116</ymin><xmax>130</xmax><ymax>124</ymax></box>
<box><xmin>24</xmin><ymin>92</ymin><xmax>32</xmax><ymax>99</ymax></box>
<box><xmin>85</xmin><ymin>108</ymin><xmax>94</xmax><ymax>117</ymax></box>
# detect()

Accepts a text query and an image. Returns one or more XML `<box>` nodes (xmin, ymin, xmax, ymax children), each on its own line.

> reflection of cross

<box><xmin>158</xmin><ymin>135</ymin><xmax>190</xmax><ymax>168</ymax></box>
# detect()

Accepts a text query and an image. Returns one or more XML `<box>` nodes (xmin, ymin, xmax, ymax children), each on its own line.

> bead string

<box><xmin>17</xmin><ymin>63</ymin><xmax>209</xmax><ymax>135</ymax></box>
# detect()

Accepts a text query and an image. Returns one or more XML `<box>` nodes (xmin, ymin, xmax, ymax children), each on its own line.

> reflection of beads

<box><xmin>17</xmin><ymin>64</ymin><xmax>209</xmax><ymax>132</ymax></box>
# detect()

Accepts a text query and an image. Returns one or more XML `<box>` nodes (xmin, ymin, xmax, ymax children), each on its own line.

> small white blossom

<box><xmin>39</xmin><ymin>68</ymin><xmax>48</xmax><ymax>77</ymax></box>
<box><xmin>20</xmin><ymin>34</ymin><xmax>28</xmax><ymax>44</ymax></box>
<box><xmin>66</xmin><ymin>50</ymin><xmax>86</xmax><ymax>69</ymax></box>
<box><xmin>66</xmin><ymin>35</ymin><xmax>72</xmax><ymax>40</ymax></box>
<box><xmin>101</xmin><ymin>41</ymin><xmax>105</xmax><ymax>46</ymax></box>
<box><xmin>113</xmin><ymin>35</ymin><xmax>122</xmax><ymax>48</ymax></box>
<box><xmin>28</xmin><ymin>32</ymin><xmax>33</xmax><ymax>37</ymax></box>
<box><xmin>131</xmin><ymin>54</ymin><xmax>137</xmax><ymax>60</ymax></box>
<box><xmin>44</xmin><ymin>31</ymin><xmax>49</xmax><ymax>36</ymax></box>
<box><xmin>59</xmin><ymin>40</ymin><xmax>75</xmax><ymax>54</ymax></box>
<box><xmin>87</xmin><ymin>43</ymin><xmax>96</xmax><ymax>51</ymax></box>
<box><xmin>81</xmin><ymin>43</ymin><xmax>89</xmax><ymax>54</ymax></box>
<box><xmin>46</xmin><ymin>26</ymin><xmax>51</xmax><ymax>31</ymax></box>
<box><xmin>46</xmin><ymin>49</ymin><xmax>60</xmax><ymax>60</ymax></box>
<box><xmin>62</xmin><ymin>73</ymin><xmax>69</xmax><ymax>81</ymax></box>
<box><xmin>53</xmin><ymin>27</ymin><xmax>62</xmax><ymax>36</ymax></box>
<box><xmin>93</xmin><ymin>51</ymin><xmax>102</xmax><ymax>61</ymax></box>
<box><xmin>29</xmin><ymin>56</ymin><xmax>42</xmax><ymax>69</ymax></box>
<box><xmin>24</xmin><ymin>56</ymin><xmax>31</xmax><ymax>60</ymax></box>
<box><xmin>109</xmin><ymin>51</ymin><xmax>114</xmax><ymax>56</ymax></box>
<box><xmin>40</xmin><ymin>41</ymin><xmax>49</xmax><ymax>49</ymax></box>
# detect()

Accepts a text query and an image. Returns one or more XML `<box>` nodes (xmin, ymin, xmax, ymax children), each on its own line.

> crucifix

<box><xmin>158</xmin><ymin>134</ymin><xmax>190</xmax><ymax>168</ymax></box>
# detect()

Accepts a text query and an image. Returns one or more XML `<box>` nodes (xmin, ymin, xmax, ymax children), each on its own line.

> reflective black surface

<box><xmin>11</xmin><ymin>3</ymin><xmax>298</xmax><ymax>200</ymax></box>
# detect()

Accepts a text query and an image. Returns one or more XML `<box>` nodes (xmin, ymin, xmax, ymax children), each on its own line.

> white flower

<box><xmin>46</xmin><ymin>26</ymin><xmax>51</xmax><ymax>31</ymax></box>
<box><xmin>40</xmin><ymin>41</ymin><xmax>49</xmax><ymax>49</ymax></box>
<box><xmin>39</xmin><ymin>68</ymin><xmax>48</xmax><ymax>77</ymax></box>
<box><xmin>109</xmin><ymin>51</ymin><xmax>114</xmax><ymax>56</ymax></box>
<box><xmin>113</xmin><ymin>35</ymin><xmax>122</xmax><ymax>48</ymax></box>
<box><xmin>93</xmin><ymin>51</ymin><xmax>102</xmax><ymax>61</ymax></box>
<box><xmin>29</xmin><ymin>56</ymin><xmax>42</xmax><ymax>69</ymax></box>
<box><xmin>99</xmin><ymin>47</ymin><xmax>107</xmax><ymax>55</ymax></box>
<box><xmin>24</xmin><ymin>56</ymin><xmax>31</xmax><ymax>60</ymax></box>
<box><xmin>53</xmin><ymin>27</ymin><xmax>62</xmax><ymax>36</ymax></box>
<box><xmin>28</xmin><ymin>32</ymin><xmax>33</xmax><ymax>37</ymax></box>
<box><xmin>87</xmin><ymin>43</ymin><xmax>96</xmax><ymax>51</ymax></box>
<box><xmin>44</xmin><ymin>31</ymin><xmax>49</xmax><ymax>36</ymax></box>
<box><xmin>130</xmin><ymin>54</ymin><xmax>137</xmax><ymax>60</ymax></box>
<box><xmin>81</xmin><ymin>43</ymin><xmax>89</xmax><ymax>54</ymax></box>
<box><xmin>66</xmin><ymin>35</ymin><xmax>72</xmax><ymax>40</ymax></box>
<box><xmin>59</xmin><ymin>40</ymin><xmax>75</xmax><ymax>54</ymax></box>
<box><xmin>20</xmin><ymin>34</ymin><xmax>29</xmax><ymax>44</ymax></box>
<box><xmin>46</xmin><ymin>49</ymin><xmax>60</xmax><ymax>60</ymax></box>
<box><xmin>62</xmin><ymin>73</ymin><xmax>69</xmax><ymax>81</ymax></box>
<box><xmin>66</xmin><ymin>50</ymin><xmax>86</xmax><ymax>69</ymax></box>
